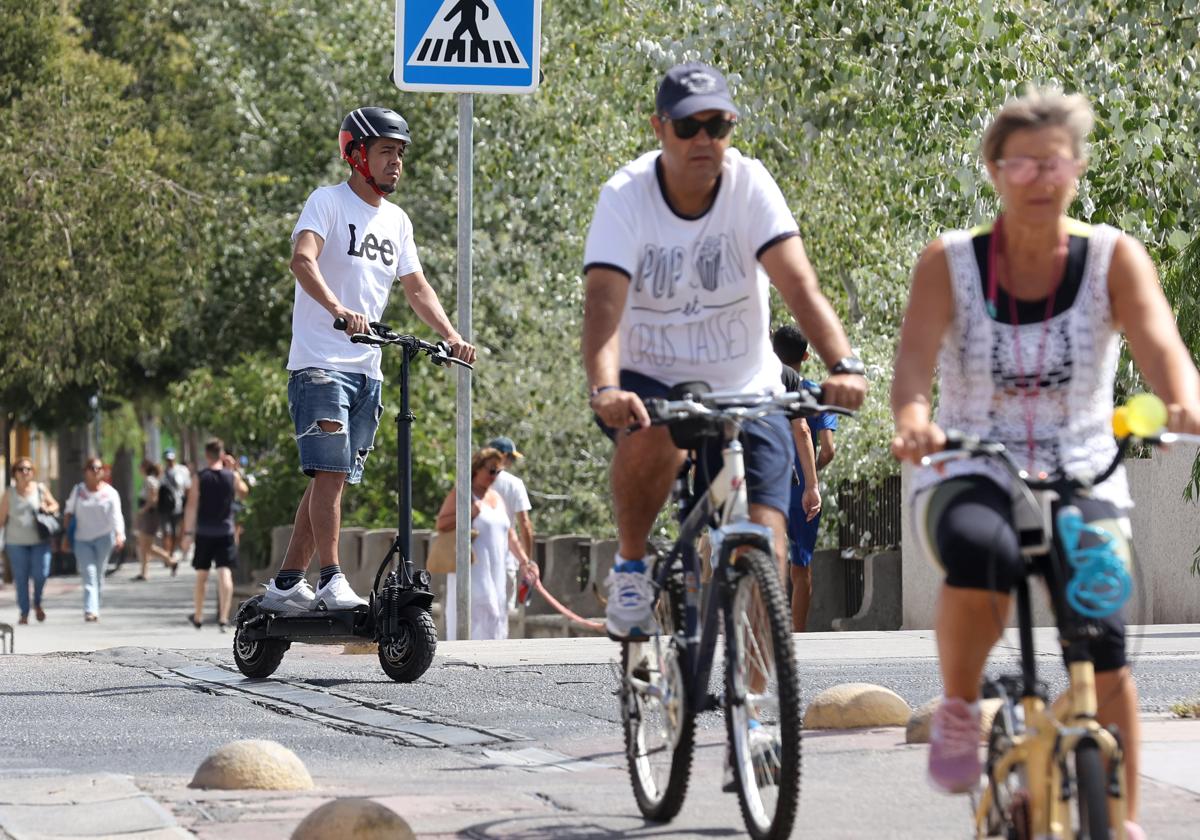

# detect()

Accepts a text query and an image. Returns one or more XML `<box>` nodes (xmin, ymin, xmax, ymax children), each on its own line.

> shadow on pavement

<box><xmin>460</xmin><ymin>815</ymin><xmax>742</xmax><ymax>839</ymax></box>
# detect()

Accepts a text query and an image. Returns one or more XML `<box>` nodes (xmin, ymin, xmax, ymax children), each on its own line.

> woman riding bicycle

<box><xmin>890</xmin><ymin>88</ymin><xmax>1200</xmax><ymax>840</ymax></box>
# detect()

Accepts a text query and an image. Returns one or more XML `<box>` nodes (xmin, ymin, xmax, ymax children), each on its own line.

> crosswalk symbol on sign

<box><xmin>395</xmin><ymin>0</ymin><xmax>542</xmax><ymax>93</ymax></box>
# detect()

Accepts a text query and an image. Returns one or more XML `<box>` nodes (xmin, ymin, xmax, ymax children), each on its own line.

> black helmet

<box><xmin>338</xmin><ymin>107</ymin><xmax>411</xmax><ymax>161</ymax></box>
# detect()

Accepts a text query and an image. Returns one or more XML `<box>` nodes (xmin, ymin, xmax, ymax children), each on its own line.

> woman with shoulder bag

<box><xmin>0</xmin><ymin>457</ymin><xmax>59</xmax><ymax>624</ymax></box>
<box><xmin>434</xmin><ymin>447</ymin><xmax>538</xmax><ymax>640</ymax></box>
<box><xmin>62</xmin><ymin>458</ymin><xmax>126</xmax><ymax>622</ymax></box>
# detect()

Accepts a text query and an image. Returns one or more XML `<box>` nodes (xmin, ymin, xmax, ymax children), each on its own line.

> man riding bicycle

<box><xmin>581</xmin><ymin>61</ymin><xmax>867</xmax><ymax>641</ymax></box>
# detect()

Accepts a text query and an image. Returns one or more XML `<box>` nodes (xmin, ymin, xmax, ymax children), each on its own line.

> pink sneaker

<box><xmin>1124</xmin><ymin>821</ymin><xmax>1146</xmax><ymax>840</ymax></box>
<box><xmin>927</xmin><ymin>697</ymin><xmax>981</xmax><ymax>793</ymax></box>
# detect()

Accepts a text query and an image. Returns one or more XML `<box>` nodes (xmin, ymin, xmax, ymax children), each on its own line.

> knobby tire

<box><xmin>724</xmin><ymin>548</ymin><xmax>802</xmax><ymax>840</ymax></box>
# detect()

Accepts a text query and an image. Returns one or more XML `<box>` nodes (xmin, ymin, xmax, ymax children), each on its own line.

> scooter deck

<box><xmin>239</xmin><ymin>604</ymin><xmax>373</xmax><ymax>644</ymax></box>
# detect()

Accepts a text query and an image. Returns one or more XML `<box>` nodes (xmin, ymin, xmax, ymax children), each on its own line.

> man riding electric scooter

<box><xmin>261</xmin><ymin>106</ymin><xmax>476</xmax><ymax>614</ymax></box>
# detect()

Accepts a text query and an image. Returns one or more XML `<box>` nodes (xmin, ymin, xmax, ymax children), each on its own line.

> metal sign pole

<box><xmin>454</xmin><ymin>92</ymin><xmax>474</xmax><ymax>641</ymax></box>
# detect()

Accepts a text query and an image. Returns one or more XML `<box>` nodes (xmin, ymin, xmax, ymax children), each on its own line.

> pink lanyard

<box><xmin>987</xmin><ymin>215</ymin><xmax>1068</xmax><ymax>472</ymax></box>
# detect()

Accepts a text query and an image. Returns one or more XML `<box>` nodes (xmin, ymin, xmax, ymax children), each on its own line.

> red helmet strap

<box><xmin>346</xmin><ymin>141</ymin><xmax>387</xmax><ymax>197</ymax></box>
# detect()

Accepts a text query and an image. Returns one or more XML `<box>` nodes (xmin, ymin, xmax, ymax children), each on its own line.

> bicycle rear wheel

<box><xmin>1073</xmin><ymin>740</ymin><xmax>1110</xmax><ymax>840</ymax></box>
<box><xmin>724</xmin><ymin>548</ymin><xmax>801</xmax><ymax>840</ymax></box>
<box><xmin>620</xmin><ymin>572</ymin><xmax>694</xmax><ymax>821</ymax></box>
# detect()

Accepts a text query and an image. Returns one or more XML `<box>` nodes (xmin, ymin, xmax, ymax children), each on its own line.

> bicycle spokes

<box><xmin>724</xmin><ymin>550</ymin><xmax>800</xmax><ymax>840</ymax></box>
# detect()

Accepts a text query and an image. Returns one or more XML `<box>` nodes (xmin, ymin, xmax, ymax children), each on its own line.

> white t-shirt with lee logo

<box><xmin>288</xmin><ymin>182</ymin><xmax>422</xmax><ymax>380</ymax></box>
<box><xmin>583</xmin><ymin>148</ymin><xmax>799</xmax><ymax>393</ymax></box>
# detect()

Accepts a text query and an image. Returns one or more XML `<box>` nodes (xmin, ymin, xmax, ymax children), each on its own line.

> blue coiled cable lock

<box><xmin>1056</xmin><ymin>506</ymin><xmax>1132</xmax><ymax>618</ymax></box>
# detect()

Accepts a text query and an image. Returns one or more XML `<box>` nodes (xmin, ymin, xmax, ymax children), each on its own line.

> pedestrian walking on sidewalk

<box><xmin>436</xmin><ymin>447</ymin><xmax>538</xmax><ymax>640</ymax></box>
<box><xmin>160</xmin><ymin>449</ymin><xmax>191</xmax><ymax>559</ymax></box>
<box><xmin>260</xmin><ymin>105</ymin><xmax>476</xmax><ymax>616</ymax></box>
<box><xmin>62</xmin><ymin>458</ymin><xmax>125</xmax><ymax>622</ymax></box>
<box><xmin>134</xmin><ymin>460</ymin><xmax>177</xmax><ymax>581</ymax></box>
<box><xmin>487</xmin><ymin>436</ymin><xmax>535</xmax><ymax>609</ymax></box>
<box><xmin>0</xmin><ymin>457</ymin><xmax>59</xmax><ymax>624</ymax></box>
<box><xmin>773</xmin><ymin>325</ymin><xmax>839</xmax><ymax>632</ymax></box>
<box><xmin>179</xmin><ymin>438</ymin><xmax>249</xmax><ymax>632</ymax></box>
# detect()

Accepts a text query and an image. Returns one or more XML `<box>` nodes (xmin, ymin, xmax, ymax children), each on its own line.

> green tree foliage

<box><xmin>6</xmin><ymin>0</ymin><xmax>1199</xmax><ymax>557</ymax></box>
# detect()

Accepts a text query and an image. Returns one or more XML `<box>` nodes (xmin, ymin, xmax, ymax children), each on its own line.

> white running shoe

<box><xmin>604</xmin><ymin>568</ymin><xmax>658</xmax><ymax>641</ymax></box>
<box><xmin>260</xmin><ymin>578</ymin><xmax>317</xmax><ymax>614</ymax></box>
<box><xmin>314</xmin><ymin>573</ymin><xmax>368</xmax><ymax>611</ymax></box>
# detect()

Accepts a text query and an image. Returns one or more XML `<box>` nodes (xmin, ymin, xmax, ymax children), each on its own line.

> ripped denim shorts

<box><xmin>287</xmin><ymin>367</ymin><xmax>383</xmax><ymax>485</ymax></box>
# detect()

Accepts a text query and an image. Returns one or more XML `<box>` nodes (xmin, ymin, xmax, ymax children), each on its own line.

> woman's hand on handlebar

<box><xmin>819</xmin><ymin>373</ymin><xmax>868</xmax><ymax>411</ymax></box>
<box><xmin>591</xmin><ymin>388</ymin><xmax>650</xmax><ymax>431</ymax></box>
<box><xmin>333</xmin><ymin>307</ymin><xmax>370</xmax><ymax>337</ymax></box>
<box><xmin>1168</xmin><ymin>401</ymin><xmax>1200</xmax><ymax>435</ymax></box>
<box><xmin>891</xmin><ymin>419</ymin><xmax>947</xmax><ymax>465</ymax></box>
<box><xmin>445</xmin><ymin>332</ymin><xmax>477</xmax><ymax>364</ymax></box>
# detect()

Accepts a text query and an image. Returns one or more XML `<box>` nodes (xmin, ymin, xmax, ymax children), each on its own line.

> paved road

<box><xmin>1</xmin><ymin>569</ymin><xmax>1198</xmax><ymax>838</ymax></box>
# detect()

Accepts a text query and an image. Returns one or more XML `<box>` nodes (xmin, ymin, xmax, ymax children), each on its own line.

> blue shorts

<box><xmin>787</xmin><ymin>502</ymin><xmax>823</xmax><ymax>567</ymax></box>
<box><xmin>595</xmin><ymin>370</ymin><xmax>792</xmax><ymax>513</ymax></box>
<box><xmin>287</xmin><ymin>367</ymin><xmax>382</xmax><ymax>484</ymax></box>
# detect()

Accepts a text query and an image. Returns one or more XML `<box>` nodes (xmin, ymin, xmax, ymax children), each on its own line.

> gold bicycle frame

<box><xmin>974</xmin><ymin>657</ymin><xmax>1127</xmax><ymax>839</ymax></box>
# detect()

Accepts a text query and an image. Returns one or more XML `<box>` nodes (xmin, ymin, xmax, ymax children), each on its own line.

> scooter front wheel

<box><xmin>378</xmin><ymin>606</ymin><xmax>437</xmax><ymax>682</ymax></box>
<box><xmin>233</xmin><ymin>629</ymin><xmax>289</xmax><ymax>678</ymax></box>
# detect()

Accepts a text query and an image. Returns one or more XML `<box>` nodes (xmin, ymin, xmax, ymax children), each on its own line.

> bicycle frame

<box><xmin>925</xmin><ymin>444</ymin><xmax>1133</xmax><ymax>840</ymax></box>
<box><xmin>646</xmin><ymin>428</ymin><xmax>775</xmax><ymax>714</ymax></box>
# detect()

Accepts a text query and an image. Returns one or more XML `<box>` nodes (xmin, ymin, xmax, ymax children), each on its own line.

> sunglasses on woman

<box><xmin>670</xmin><ymin>114</ymin><xmax>737</xmax><ymax>140</ymax></box>
<box><xmin>15</xmin><ymin>466</ymin><xmax>32</xmax><ymax>473</ymax></box>
<box><xmin>996</xmin><ymin>155</ymin><xmax>1082</xmax><ymax>186</ymax></box>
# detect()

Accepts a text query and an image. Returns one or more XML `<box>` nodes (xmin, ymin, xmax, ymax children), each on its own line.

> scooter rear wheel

<box><xmin>378</xmin><ymin>606</ymin><xmax>437</xmax><ymax>682</ymax></box>
<box><xmin>233</xmin><ymin>630</ymin><xmax>289</xmax><ymax>678</ymax></box>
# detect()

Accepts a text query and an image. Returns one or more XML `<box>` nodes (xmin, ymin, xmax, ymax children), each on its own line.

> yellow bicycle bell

<box><xmin>1115</xmin><ymin>393</ymin><xmax>1168</xmax><ymax>438</ymax></box>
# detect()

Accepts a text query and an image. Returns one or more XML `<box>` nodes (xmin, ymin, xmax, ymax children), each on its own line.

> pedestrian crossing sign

<box><xmin>394</xmin><ymin>0</ymin><xmax>542</xmax><ymax>93</ymax></box>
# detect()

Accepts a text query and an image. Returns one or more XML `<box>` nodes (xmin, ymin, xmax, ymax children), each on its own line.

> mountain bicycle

<box><xmin>232</xmin><ymin>319</ymin><xmax>471</xmax><ymax>682</ymax></box>
<box><xmin>924</xmin><ymin>398</ymin><xmax>1199</xmax><ymax>840</ymax></box>
<box><xmin>617</xmin><ymin>384</ymin><xmax>852</xmax><ymax>840</ymax></box>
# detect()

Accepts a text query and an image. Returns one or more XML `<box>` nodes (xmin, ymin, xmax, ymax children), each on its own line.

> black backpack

<box><xmin>157</xmin><ymin>477</ymin><xmax>177</xmax><ymax>515</ymax></box>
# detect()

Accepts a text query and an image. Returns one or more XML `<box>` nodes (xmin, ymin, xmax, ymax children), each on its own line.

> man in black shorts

<box><xmin>179</xmin><ymin>438</ymin><xmax>249</xmax><ymax>631</ymax></box>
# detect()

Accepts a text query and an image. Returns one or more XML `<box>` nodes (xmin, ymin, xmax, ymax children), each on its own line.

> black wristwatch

<box><xmin>829</xmin><ymin>356</ymin><xmax>866</xmax><ymax>377</ymax></box>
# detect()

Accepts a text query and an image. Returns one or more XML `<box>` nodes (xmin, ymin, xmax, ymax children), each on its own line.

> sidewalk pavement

<box><xmin>2</xmin><ymin>567</ymin><xmax>1198</xmax><ymax>838</ymax></box>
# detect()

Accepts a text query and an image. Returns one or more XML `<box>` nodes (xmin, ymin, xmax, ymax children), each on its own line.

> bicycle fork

<box><xmin>975</xmin><ymin>661</ymin><xmax>1127</xmax><ymax>839</ymax></box>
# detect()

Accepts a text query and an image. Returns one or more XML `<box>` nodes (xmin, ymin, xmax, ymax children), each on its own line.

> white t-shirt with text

<box><xmin>288</xmin><ymin>182</ymin><xmax>422</xmax><ymax>380</ymax></box>
<box><xmin>583</xmin><ymin>148</ymin><xmax>799</xmax><ymax>393</ymax></box>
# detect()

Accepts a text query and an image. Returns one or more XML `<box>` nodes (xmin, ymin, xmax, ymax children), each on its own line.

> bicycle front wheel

<box><xmin>724</xmin><ymin>548</ymin><xmax>801</xmax><ymax>840</ymax></box>
<box><xmin>1073</xmin><ymin>740</ymin><xmax>1110</xmax><ymax>840</ymax></box>
<box><xmin>620</xmin><ymin>573</ymin><xmax>694</xmax><ymax>822</ymax></box>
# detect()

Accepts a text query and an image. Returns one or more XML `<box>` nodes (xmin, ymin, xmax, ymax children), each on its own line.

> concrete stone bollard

<box><xmin>803</xmin><ymin>683</ymin><xmax>911</xmax><ymax>729</ymax></box>
<box><xmin>291</xmin><ymin>798</ymin><xmax>414</xmax><ymax>840</ymax></box>
<box><xmin>527</xmin><ymin>535</ymin><xmax>591</xmax><ymax>617</ymax></box>
<box><xmin>906</xmin><ymin>696</ymin><xmax>1004</xmax><ymax>744</ymax></box>
<box><xmin>189</xmin><ymin>740</ymin><xmax>313</xmax><ymax>790</ymax></box>
<box><xmin>342</xmin><ymin>641</ymin><xmax>379</xmax><ymax>655</ymax></box>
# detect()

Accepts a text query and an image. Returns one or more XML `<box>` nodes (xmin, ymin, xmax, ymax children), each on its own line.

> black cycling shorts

<box><xmin>914</xmin><ymin>476</ymin><xmax>1130</xmax><ymax>673</ymax></box>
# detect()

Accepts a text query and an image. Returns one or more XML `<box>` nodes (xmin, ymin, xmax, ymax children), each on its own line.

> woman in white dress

<box><xmin>436</xmin><ymin>447</ymin><xmax>539</xmax><ymax>639</ymax></box>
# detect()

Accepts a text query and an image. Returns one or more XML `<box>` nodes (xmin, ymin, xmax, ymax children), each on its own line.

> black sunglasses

<box><xmin>670</xmin><ymin>114</ymin><xmax>737</xmax><ymax>140</ymax></box>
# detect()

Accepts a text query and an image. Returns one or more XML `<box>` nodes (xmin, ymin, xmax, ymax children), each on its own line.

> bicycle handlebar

<box><xmin>644</xmin><ymin>388</ymin><xmax>854</xmax><ymax>428</ymax></box>
<box><xmin>925</xmin><ymin>428</ymin><xmax>1200</xmax><ymax>491</ymax></box>
<box><xmin>332</xmin><ymin>318</ymin><xmax>473</xmax><ymax>370</ymax></box>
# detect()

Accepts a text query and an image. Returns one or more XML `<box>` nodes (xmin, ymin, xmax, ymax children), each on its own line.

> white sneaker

<box><xmin>604</xmin><ymin>568</ymin><xmax>658</xmax><ymax>641</ymax></box>
<box><xmin>313</xmin><ymin>573</ymin><xmax>368</xmax><ymax>611</ymax></box>
<box><xmin>260</xmin><ymin>578</ymin><xmax>317</xmax><ymax>614</ymax></box>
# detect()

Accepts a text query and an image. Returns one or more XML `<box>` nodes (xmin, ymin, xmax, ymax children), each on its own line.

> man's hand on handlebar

<box><xmin>819</xmin><ymin>373</ymin><xmax>868</xmax><ymax>412</ymax></box>
<box><xmin>591</xmin><ymin>388</ymin><xmax>651</xmax><ymax>431</ymax></box>
<box><xmin>333</xmin><ymin>307</ymin><xmax>370</xmax><ymax>338</ymax></box>
<box><xmin>890</xmin><ymin>419</ymin><xmax>947</xmax><ymax>465</ymax></box>
<box><xmin>445</xmin><ymin>333</ymin><xmax>477</xmax><ymax>365</ymax></box>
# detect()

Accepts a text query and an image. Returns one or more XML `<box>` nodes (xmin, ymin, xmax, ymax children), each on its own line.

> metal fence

<box><xmin>837</xmin><ymin>474</ymin><xmax>902</xmax><ymax>617</ymax></box>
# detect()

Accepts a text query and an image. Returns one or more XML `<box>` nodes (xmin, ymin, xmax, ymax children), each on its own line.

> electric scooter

<box><xmin>231</xmin><ymin>318</ymin><xmax>471</xmax><ymax>682</ymax></box>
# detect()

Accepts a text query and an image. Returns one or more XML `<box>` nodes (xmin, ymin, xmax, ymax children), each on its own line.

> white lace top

<box><xmin>911</xmin><ymin>221</ymin><xmax>1131</xmax><ymax>509</ymax></box>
